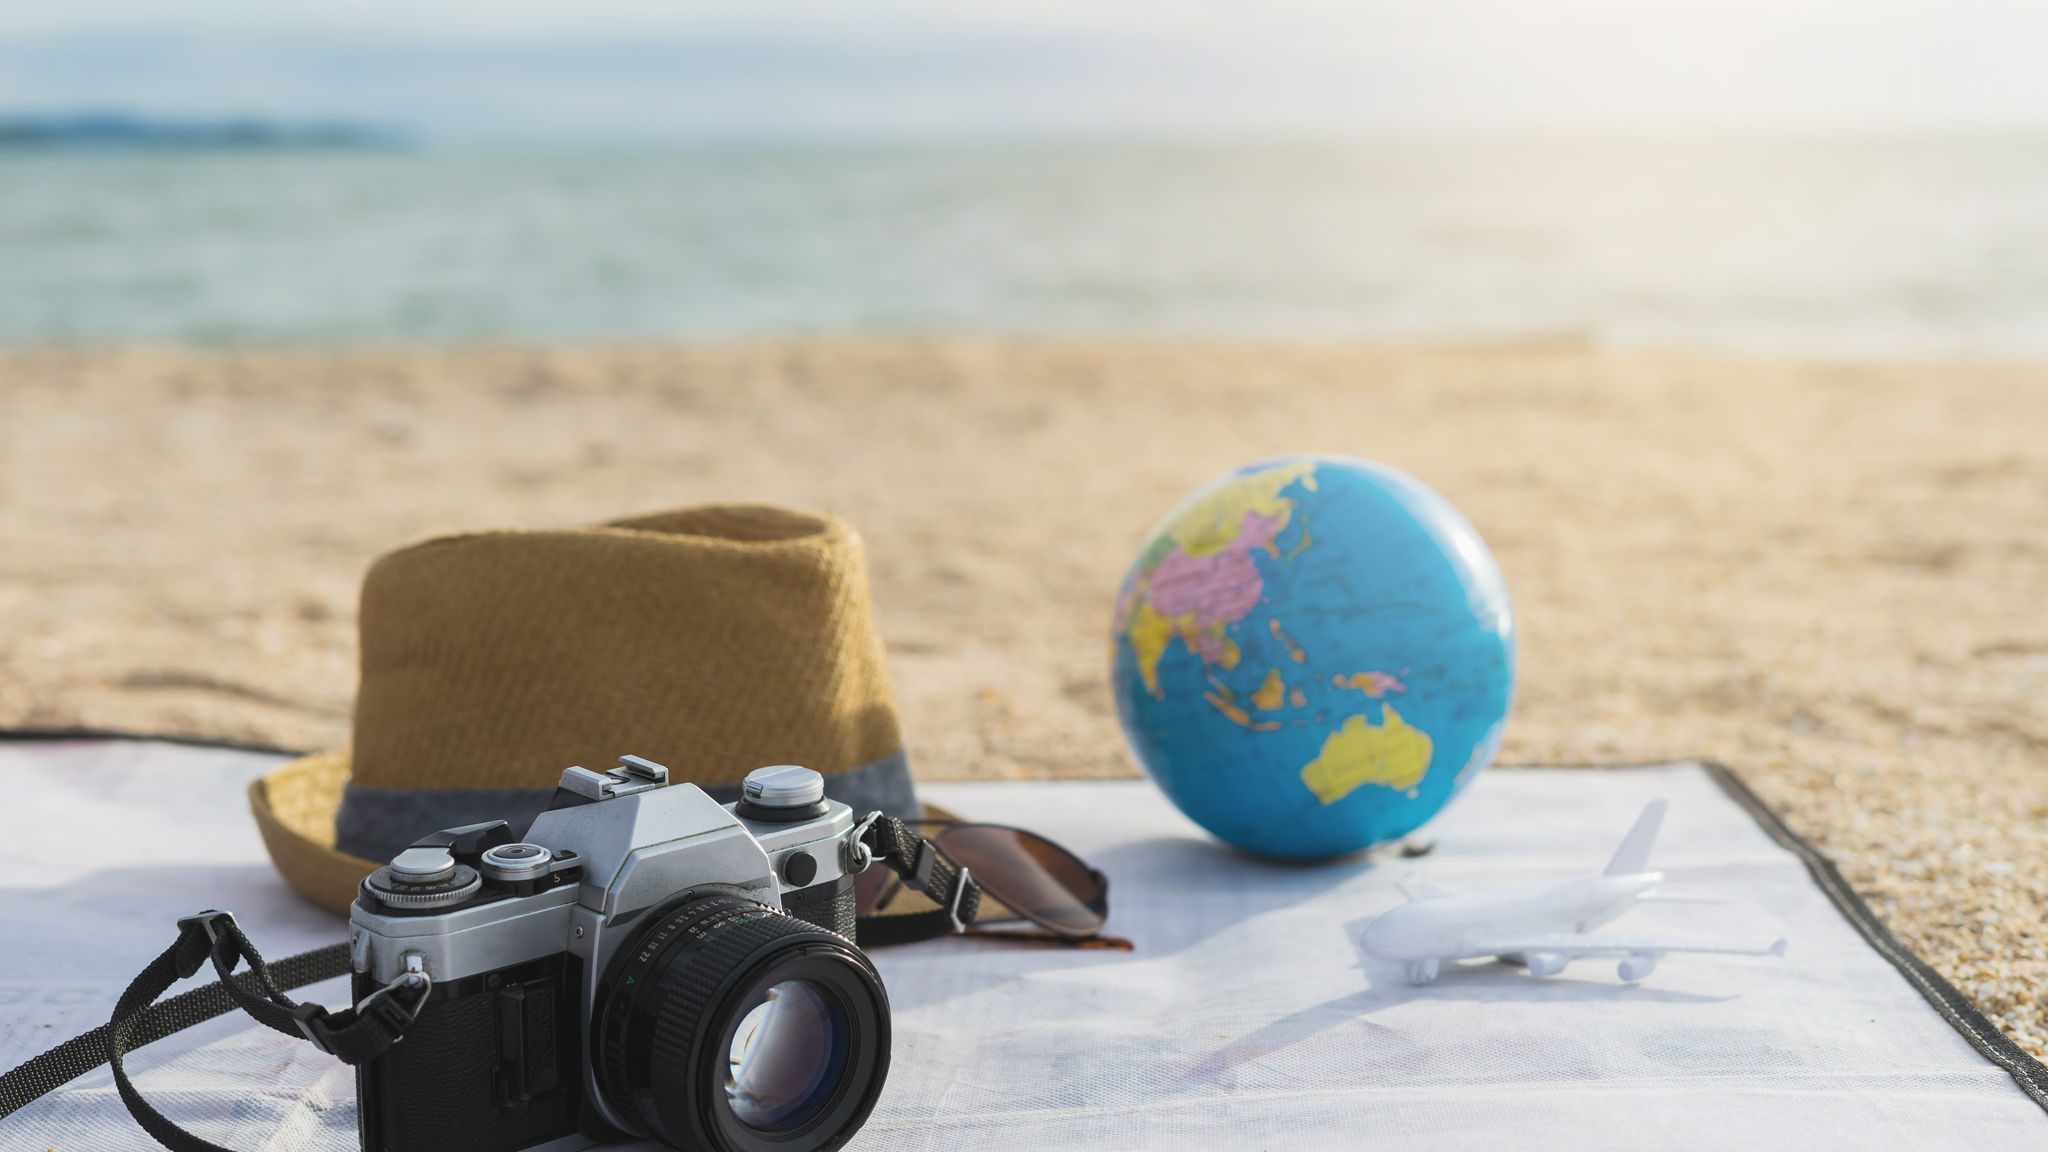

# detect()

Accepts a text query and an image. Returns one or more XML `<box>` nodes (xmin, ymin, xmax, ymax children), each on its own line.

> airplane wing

<box><xmin>1456</xmin><ymin>934</ymin><xmax>1788</xmax><ymax>959</ymax></box>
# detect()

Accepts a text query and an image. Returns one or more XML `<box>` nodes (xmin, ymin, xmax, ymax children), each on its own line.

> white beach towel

<box><xmin>1</xmin><ymin>739</ymin><xmax>2043</xmax><ymax>1150</ymax></box>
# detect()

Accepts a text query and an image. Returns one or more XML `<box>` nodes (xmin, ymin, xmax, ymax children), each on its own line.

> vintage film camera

<box><xmin>347</xmin><ymin>756</ymin><xmax>890</xmax><ymax>1152</ymax></box>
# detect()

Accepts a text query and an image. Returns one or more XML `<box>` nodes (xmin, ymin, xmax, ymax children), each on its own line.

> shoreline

<box><xmin>2</xmin><ymin>338</ymin><xmax>2043</xmax><ymax>1055</ymax></box>
<box><xmin>15</xmin><ymin>332</ymin><xmax>2048</xmax><ymax>367</ymax></box>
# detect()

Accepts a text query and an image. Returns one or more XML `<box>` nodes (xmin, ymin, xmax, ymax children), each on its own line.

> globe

<box><xmin>1111</xmin><ymin>455</ymin><xmax>1515</xmax><ymax>860</ymax></box>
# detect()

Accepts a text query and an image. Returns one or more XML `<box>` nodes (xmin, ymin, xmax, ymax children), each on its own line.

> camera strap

<box><xmin>855</xmin><ymin>814</ymin><xmax>988</xmax><ymax>946</ymax></box>
<box><xmin>0</xmin><ymin>910</ymin><xmax>424</xmax><ymax>1152</ymax></box>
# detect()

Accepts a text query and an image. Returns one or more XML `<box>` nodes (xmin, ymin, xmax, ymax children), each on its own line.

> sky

<box><xmin>3</xmin><ymin>0</ymin><xmax>2047</xmax><ymax>141</ymax></box>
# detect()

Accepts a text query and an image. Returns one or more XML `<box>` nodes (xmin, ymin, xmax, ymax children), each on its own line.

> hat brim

<box><xmin>251</xmin><ymin>752</ymin><xmax>967</xmax><ymax>919</ymax></box>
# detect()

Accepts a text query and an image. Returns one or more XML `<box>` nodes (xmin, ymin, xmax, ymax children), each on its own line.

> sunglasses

<box><xmin>854</xmin><ymin>819</ymin><xmax>1126</xmax><ymax>948</ymax></box>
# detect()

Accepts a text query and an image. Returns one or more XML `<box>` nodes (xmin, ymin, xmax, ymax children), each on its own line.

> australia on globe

<box><xmin>1111</xmin><ymin>454</ymin><xmax>1515</xmax><ymax>860</ymax></box>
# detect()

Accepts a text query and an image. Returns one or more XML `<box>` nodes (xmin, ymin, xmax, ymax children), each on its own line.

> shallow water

<box><xmin>4</xmin><ymin>138</ymin><xmax>2048</xmax><ymax>352</ymax></box>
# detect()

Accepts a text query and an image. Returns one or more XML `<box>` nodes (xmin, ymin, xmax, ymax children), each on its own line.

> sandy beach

<box><xmin>1</xmin><ymin>340</ymin><xmax>2043</xmax><ymax>1054</ymax></box>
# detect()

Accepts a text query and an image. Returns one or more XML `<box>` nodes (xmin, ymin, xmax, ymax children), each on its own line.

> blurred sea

<box><xmin>4</xmin><ymin>138</ymin><xmax>2048</xmax><ymax>354</ymax></box>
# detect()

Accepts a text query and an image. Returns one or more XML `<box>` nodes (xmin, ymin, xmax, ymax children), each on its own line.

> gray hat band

<box><xmin>335</xmin><ymin>748</ymin><xmax>917</xmax><ymax>865</ymax></box>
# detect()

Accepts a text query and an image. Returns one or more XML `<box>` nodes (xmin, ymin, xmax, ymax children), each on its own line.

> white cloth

<box><xmin>1</xmin><ymin>740</ymin><xmax>2041</xmax><ymax>1150</ymax></box>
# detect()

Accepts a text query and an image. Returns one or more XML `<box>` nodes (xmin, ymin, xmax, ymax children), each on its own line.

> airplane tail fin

<box><xmin>1397</xmin><ymin>870</ymin><xmax>1443</xmax><ymax>902</ymax></box>
<box><xmin>1603</xmin><ymin>800</ymin><xmax>1666</xmax><ymax>876</ymax></box>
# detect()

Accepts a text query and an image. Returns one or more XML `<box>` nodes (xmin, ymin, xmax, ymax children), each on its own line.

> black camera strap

<box><xmin>855</xmin><ymin>814</ymin><xmax>988</xmax><ymax>946</ymax></box>
<box><xmin>0</xmin><ymin>910</ymin><xmax>424</xmax><ymax>1150</ymax></box>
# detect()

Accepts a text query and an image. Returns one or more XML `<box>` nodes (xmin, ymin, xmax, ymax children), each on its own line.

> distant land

<box><xmin>0</xmin><ymin>113</ymin><xmax>403</xmax><ymax>150</ymax></box>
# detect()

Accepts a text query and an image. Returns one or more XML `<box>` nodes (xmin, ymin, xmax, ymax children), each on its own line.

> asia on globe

<box><xmin>1111</xmin><ymin>454</ymin><xmax>1516</xmax><ymax>860</ymax></box>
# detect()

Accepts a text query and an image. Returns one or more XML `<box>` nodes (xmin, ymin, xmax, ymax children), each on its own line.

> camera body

<box><xmin>348</xmin><ymin>756</ymin><xmax>888</xmax><ymax>1152</ymax></box>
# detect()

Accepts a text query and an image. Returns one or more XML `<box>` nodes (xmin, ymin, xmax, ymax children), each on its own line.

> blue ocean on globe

<box><xmin>1111</xmin><ymin>455</ymin><xmax>1516</xmax><ymax>860</ymax></box>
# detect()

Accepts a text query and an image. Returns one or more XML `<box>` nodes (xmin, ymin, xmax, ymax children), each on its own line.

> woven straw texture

<box><xmin>248</xmin><ymin>752</ymin><xmax>374</xmax><ymax>912</ymax></box>
<box><xmin>353</xmin><ymin>504</ymin><xmax>902</xmax><ymax>791</ymax></box>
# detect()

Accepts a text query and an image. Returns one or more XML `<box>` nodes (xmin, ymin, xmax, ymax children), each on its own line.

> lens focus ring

<box><xmin>643</xmin><ymin>910</ymin><xmax>808</xmax><ymax>1131</ymax></box>
<box><xmin>596</xmin><ymin>895</ymin><xmax>891</xmax><ymax>1152</ymax></box>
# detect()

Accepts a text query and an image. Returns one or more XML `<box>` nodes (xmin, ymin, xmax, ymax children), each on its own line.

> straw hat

<box><xmin>250</xmin><ymin>504</ymin><xmax>943</xmax><ymax>917</ymax></box>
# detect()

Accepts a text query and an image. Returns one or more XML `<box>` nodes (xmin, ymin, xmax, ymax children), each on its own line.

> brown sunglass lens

<box><xmin>852</xmin><ymin>863</ymin><xmax>899</xmax><ymax>916</ymax></box>
<box><xmin>934</xmin><ymin>825</ymin><xmax>1105</xmax><ymax>936</ymax></box>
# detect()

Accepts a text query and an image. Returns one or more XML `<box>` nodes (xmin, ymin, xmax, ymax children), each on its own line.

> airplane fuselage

<box><xmin>1359</xmin><ymin>872</ymin><xmax>1662</xmax><ymax>961</ymax></box>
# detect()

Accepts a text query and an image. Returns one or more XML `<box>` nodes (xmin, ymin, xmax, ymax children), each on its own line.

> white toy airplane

<box><xmin>1360</xmin><ymin>800</ymin><xmax>1788</xmax><ymax>985</ymax></box>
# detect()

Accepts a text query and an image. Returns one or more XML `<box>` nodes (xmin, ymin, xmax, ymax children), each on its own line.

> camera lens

<box><xmin>725</xmin><ymin>979</ymin><xmax>845</xmax><ymax>1129</ymax></box>
<box><xmin>596</xmin><ymin>895</ymin><xmax>889</xmax><ymax>1152</ymax></box>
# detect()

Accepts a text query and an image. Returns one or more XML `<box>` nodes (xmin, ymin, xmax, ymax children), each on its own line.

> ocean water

<box><xmin>4</xmin><ymin>138</ymin><xmax>2048</xmax><ymax>353</ymax></box>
